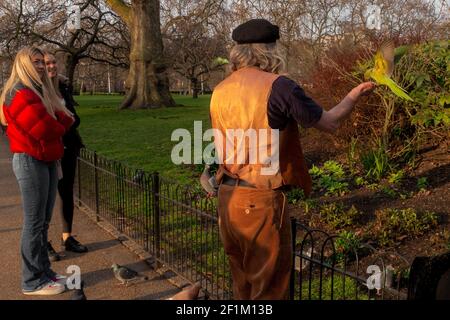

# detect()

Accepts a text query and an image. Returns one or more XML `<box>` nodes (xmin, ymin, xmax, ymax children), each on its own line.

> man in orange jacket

<box><xmin>210</xmin><ymin>19</ymin><xmax>375</xmax><ymax>300</ymax></box>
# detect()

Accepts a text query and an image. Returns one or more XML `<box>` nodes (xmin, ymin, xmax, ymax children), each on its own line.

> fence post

<box><xmin>94</xmin><ymin>152</ymin><xmax>100</xmax><ymax>222</ymax></box>
<box><xmin>77</xmin><ymin>154</ymin><xmax>81</xmax><ymax>207</ymax></box>
<box><xmin>117</xmin><ymin>163</ymin><xmax>125</xmax><ymax>232</ymax></box>
<box><xmin>144</xmin><ymin>174</ymin><xmax>151</xmax><ymax>252</ymax></box>
<box><xmin>152</xmin><ymin>172</ymin><xmax>161</xmax><ymax>267</ymax></box>
<box><xmin>290</xmin><ymin>217</ymin><xmax>298</xmax><ymax>300</ymax></box>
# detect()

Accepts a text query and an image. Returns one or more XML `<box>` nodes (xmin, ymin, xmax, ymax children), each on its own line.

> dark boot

<box><xmin>62</xmin><ymin>236</ymin><xmax>88</xmax><ymax>253</ymax></box>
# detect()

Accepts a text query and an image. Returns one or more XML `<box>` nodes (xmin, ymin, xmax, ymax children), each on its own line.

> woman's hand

<box><xmin>348</xmin><ymin>82</ymin><xmax>376</xmax><ymax>101</ymax></box>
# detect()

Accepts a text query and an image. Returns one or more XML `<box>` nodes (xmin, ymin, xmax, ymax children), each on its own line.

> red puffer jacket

<box><xmin>3</xmin><ymin>83</ymin><xmax>74</xmax><ymax>162</ymax></box>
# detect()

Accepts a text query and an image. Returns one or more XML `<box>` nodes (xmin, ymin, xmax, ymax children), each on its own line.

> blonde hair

<box><xmin>42</xmin><ymin>50</ymin><xmax>63</xmax><ymax>98</ymax></box>
<box><xmin>0</xmin><ymin>46</ymin><xmax>72</xmax><ymax>126</ymax></box>
<box><xmin>230</xmin><ymin>42</ymin><xmax>286</xmax><ymax>75</ymax></box>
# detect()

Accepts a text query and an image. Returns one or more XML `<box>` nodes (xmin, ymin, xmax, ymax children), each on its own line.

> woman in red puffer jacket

<box><xmin>0</xmin><ymin>46</ymin><xmax>74</xmax><ymax>296</ymax></box>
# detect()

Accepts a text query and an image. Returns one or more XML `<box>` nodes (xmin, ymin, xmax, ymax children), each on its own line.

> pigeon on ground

<box><xmin>112</xmin><ymin>263</ymin><xmax>148</xmax><ymax>285</ymax></box>
<box><xmin>167</xmin><ymin>282</ymin><xmax>202</xmax><ymax>300</ymax></box>
<box><xmin>200</xmin><ymin>165</ymin><xmax>218</xmax><ymax>197</ymax></box>
<box><xmin>71</xmin><ymin>281</ymin><xmax>86</xmax><ymax>300</ymax></box>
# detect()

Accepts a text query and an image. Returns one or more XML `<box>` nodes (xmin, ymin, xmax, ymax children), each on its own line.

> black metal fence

<box><xmin>74</xmin><ymin>149</ymin><xmax>409</xmax><ymax>300</ymax></box>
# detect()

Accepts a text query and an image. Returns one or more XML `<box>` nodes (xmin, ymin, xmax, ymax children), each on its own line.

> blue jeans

<box><xmin>12</xmin><ymin>153</ymin><xmax>58</xmax><ymax>291</ymax></box>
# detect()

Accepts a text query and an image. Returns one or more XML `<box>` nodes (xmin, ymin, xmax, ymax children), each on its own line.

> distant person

<box><xmin>44</xmin><ymin>52</ymin><xmax>88</xmax><ymax>260</ymax></box>
<box><xmin>0</xmin><ymin>46</ymin><xmax>74</xmax><ymax>295</ymax></box>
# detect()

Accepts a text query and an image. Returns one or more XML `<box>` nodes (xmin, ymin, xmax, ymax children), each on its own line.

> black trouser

<box><xmin>57</xmin><ymin>148</ymin><xmax>78</xmax><ymax>234</ymax></box>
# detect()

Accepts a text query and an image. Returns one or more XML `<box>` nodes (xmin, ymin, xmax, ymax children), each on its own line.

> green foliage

<box><xmin>371</xmin><ymin>208</ymin><xmax>439</xmax><ymax>247</ymax></box>
<box><xmin>357</xmin><ymin>41</ymin><xmax>450</xmax><ymax>130</ymax></box>
<box><xmin>401</xmin><ymin>41</ymin><xmax>450</xmax><ymax>128</ymax></box>
<box><xmin>347</xmin><ymin>137</ymin><xmax>359</xmax><ymax>174</ymax></box>
<box><xmin>381</xmin><ymin>186</ymin><xmax>397</xmax><ymax>198</ymax></box>
<box><xmin>320</xmin><ymin>176</ymin><xmax>349</xmax><ymax>196</ymax></box>
<box><xmin>287</xmin><ymin>188</ymin><xmax>305</xmax><ymax>204</ymax></box>
<box><xmin>309</xmin><ymin>164</ymin><xmax>324</xmax><ymax>177</ymax></box>
<box><xmin>334</xmin><ymin>230</ymin><xmax>362</xmax><ymax>263</ymax></box>
<box><xmin>353</xmin><ymin>41</ymin><xmax>449</xmax><ymax>170</ymax></box>
<box><xmin>319</xmin><ymin>203</ymin><xmax>361</xmax><ymax>229</ymax></box>
<box><xmin>309</xmin><ymin>161</ymin><xmax>349</xmax><ymax>196</ymax></box>
<box><xmin>388</xmin><ymin>169</ymin><xmax>405</xmax><ymax>185</ymax></box>
<box><xmin>336</xmin><ymin>230</ymin><xmax>361</xmax><ymax>252</ymax></box>
<box><xmin>392</xmin><ymin>268</ymin><xmax>411</xmax><ymax>288</ymax></box>
<box><xmin>297</xmin><ymin>274</ymin><xmax>369</xmax><ymax>300</ymax></box>
<box><xmin>417</xmin><ymin>177</ymin><xmax>429</xmax><ymax>191</ymax></box>
<box><xmin>366</xmin><ymin>183</ymin><xmax>380</xmax><ymax>191</ymax></box>
<box><xmin>354</xmin><ymin>176</ymin><xmax>367</xmax><ymax>186</ymax></box>
<box><xmin>360</xmin><ymin>140</ymin><xmax>391</xmax><ymax>181</ymax></box>
<box><xmin>301</xmin><ymin>198</ymin><xmax>318</xmax><ymax>214</ymax></box>
<box><xmin>322</xmin><ymin>160</ymin><xmax>345</xmax><ymax>178</ymax></box>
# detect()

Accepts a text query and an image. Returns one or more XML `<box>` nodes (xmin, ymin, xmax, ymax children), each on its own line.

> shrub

<box><xmin>309</xmin><ymin>161</ymin><xmax>349</xmax><ymax>196</ymax></box>
<box><xmin>309</xmin><ymin>164</ymin><xmax>324</xmax><ymax>177</ymax></box>
<box><xmin>401</xmin><ymin>41</ymin><xmax>450</xmax><ymax>130</ymax></box>
<box><xmin>287</xmin><ymin>188</ymin><xmax>305</xmax><ymax>204</ymax></box>
<box><xmin>349</xmin><ymin>41</ymin><xmax>449</xmax><ymax>170</ymax></box>
<box><xmin>319</xmin><ymin>203</ymin><xmax>361</xmax><ymax>229</ymax></box>
<box><xmin>334</xmin><ymin>230</ymin><xmax>362</xmax><ymax>264</ymax></box>
<box><xmin>388</xmin><ymin>170</ymin><xmax>405</xmax><ymax>185</ymax></box>
<box><xmin>371</xmin><ymin>208</ymin><xmax>438</xmax><ymax>247</ymax></box>
<box><xmin>323</xmin><ymin>160</ymin><xmax>346</xmax><ymax>179</ymax></box>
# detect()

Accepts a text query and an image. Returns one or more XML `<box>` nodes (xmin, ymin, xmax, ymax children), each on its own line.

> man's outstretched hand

<box><xmin>348</xmin><ymin>82</ymin><xmax>377</xmax><ymax>101</ymax></box>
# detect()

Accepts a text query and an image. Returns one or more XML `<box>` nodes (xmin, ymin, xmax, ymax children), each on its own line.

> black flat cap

<box><xmin>232</xmin><ymin>19</ymin><xmax>280</xmax><ymax>44</ymax></box>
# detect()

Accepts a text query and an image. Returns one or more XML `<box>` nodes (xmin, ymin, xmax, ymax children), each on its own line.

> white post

<box><xmin>107</xmin><ymin>65</ymin><xmax>111</xmax><ymax>94</ymax></box>
<box><xmin>201</xmin><ymin>74</ymin><xmax>204</xmax><ymax>95</ymax></box>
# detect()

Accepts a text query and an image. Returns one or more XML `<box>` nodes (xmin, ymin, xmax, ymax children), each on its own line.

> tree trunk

<box><xmin>191</xmin><ymin>78</ymin><xmax>199</xmax><ymax>99</ymax></box>
<box><xmin>106</xmin><ymin>0</ymin><xmax>175</xmax><ymax>109</ymax></box>
<box><xmin>65</xmin><ymin>55</ymin><xmax>79</xmax><ymax>89</ymax></box>
<box><xmin>120</xmin><ymin>0</ymin><xmax>175</xmax><ymax>109</ymax></box>
<box><xmin>64</xmin><ymin>54</ymin><xmax>80</xmax><ymax>105</ymax></box>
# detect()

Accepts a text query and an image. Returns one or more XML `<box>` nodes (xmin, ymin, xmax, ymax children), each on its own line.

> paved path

<box><xmin>0</xmin><ymin>135</ymin><xmax>180</xmax><ymax>300</ymax></box>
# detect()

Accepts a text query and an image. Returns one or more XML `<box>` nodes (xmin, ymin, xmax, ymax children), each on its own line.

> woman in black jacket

<box><xmin>44</xmin><ymin>52</ymin><xmax>88</xmax><ymax>260</ymax></box>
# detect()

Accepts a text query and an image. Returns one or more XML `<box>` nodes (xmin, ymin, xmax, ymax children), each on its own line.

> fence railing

<box><xmin>74</xmin><ymin>149</ymin><xmax>409</xmax><ymax>300</ymax></box>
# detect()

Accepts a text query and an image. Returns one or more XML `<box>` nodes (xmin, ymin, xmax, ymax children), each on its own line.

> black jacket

<box><xmin>59</xmin><ymin>81</ymin><xmax>84</xmax><ymax>151</ymax></box>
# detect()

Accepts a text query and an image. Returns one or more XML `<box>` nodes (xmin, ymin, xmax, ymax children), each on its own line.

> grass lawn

<box><xmin>75</xmin><ymin>94</ymin><xmax>212</xmax><ymax>184</ymax></box>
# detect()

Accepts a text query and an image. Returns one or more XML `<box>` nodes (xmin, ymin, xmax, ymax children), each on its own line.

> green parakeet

<box><xmin>364</xmin><ymin>40</ymin><xmax>413</xmax><ymax>102</ymax></box>
<box><xmin>212</xmin><ymin>57</ymin><xmax>229</xmax><ymax>66</ymax></box>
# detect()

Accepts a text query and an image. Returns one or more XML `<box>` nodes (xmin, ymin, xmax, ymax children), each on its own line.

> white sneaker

<box><xmin>50</xmin><ymin>274</ymin><xmax>67</xmax><ymax>286</ymax></box>
<box><xmin>22</xmin><ymin>281</ymin><xmax>66</xmax><ymax>296</ymax></box>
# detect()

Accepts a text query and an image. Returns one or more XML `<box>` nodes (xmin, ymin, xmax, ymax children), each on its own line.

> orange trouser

<box><xmin>218</xmin><ymin>184</ymin><xmax>292</xmax><ymax>300</ymax></box>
